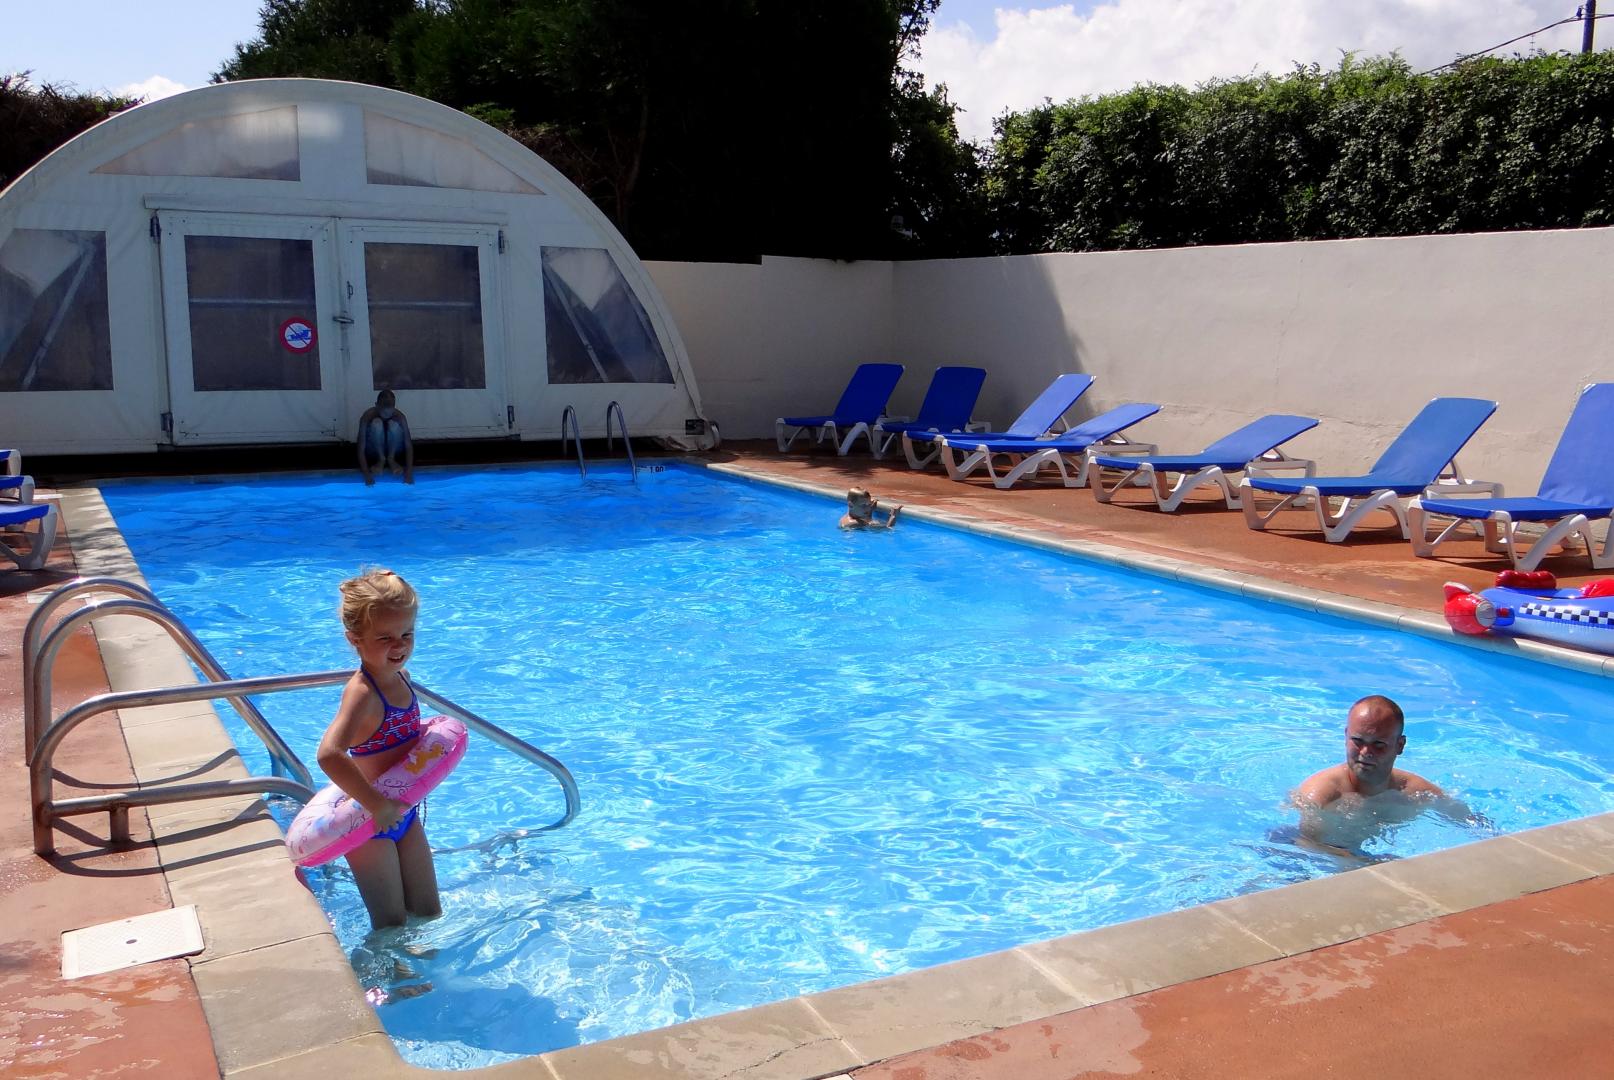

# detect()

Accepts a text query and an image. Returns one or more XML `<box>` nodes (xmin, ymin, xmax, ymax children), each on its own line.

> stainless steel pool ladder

<box><xmin>605</xmin><ymin>400</ymin><xmax>638</xmax><ymax>483</ymax></box>
<box><xmin>24</xmin><ymin>577</ymin><xmax>582</xmax><ymax>857</ymax></box>
<box><xmin>560</xmin><ymin>404</ymin><xmax>586</xmax><ymax>477</ymax></box>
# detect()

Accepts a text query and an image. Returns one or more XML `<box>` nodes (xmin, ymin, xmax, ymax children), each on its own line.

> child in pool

<box><xmin>316</xmin><ymin>568</ymin><xmax>441</xmax><ymax>929</ymax></box>
<box><xmin>356</xmin><ymin>390</ymin><xmax>414</xmax><ymax>485</ymax></box>
<box><xmin>840</xmin><ymin>487</ymin><xmax>902</xmax><ymax>529</ymax></box>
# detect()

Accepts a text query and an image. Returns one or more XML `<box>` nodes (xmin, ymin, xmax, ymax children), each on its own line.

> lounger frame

<box><xmin>941</xmin><ymin>433</ymin><xmax>1158</xmax><ymax>489</ymax></box>
<box><xmin>1093</xmin><ymin>450</ymin><xmax>1315</xmax><ymax>511</ymax></box>
<box><xmin>1238</xmin><ymin>462</ymin><xmax>1493</xmax><ymax>542</ymax></box>
<box><xmin>1407</xmin><ymin>501</ymin><xmax>1614</xmax><ymax>571</ymax></box>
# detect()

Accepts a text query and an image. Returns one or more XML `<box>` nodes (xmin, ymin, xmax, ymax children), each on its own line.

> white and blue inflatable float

<box><xmin>1443</xmin><ymin>571</ymin><xmax>1614</xmax><ymax>656</ymax></box>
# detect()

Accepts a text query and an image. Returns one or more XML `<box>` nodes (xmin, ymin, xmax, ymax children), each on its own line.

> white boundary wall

<box><xmin>649</xmin><ymin>227</ymin><xmax>1614</xmax><ymax>495</ymax></box>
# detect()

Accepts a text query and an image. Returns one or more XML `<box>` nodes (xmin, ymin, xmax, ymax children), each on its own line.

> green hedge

<box><xmin>0</xmin><ymin>75</ymin><xmax>138</xmax><ymax>193</ymax></box>
<box><xmin>984</xmin><ymin>52</ymin><xmax>1614</xmax><ymax>254</ymax></box>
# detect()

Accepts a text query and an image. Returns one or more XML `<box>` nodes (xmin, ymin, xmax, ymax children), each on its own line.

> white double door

<box><xmin>157</xmin><ymin>211</ymin><xmax>510</xmax><ymax>445</ymax></box>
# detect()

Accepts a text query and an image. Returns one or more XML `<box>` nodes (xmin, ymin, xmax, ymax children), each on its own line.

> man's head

<box><xmin>375</xmin><ymin>389</ymin><xmax>396</xmax><ymax>418</ymax></box>
<box><xmin>1344</xmin><ymin>695</ymin><xmax>1406</xmax><ymax>792</ymax></box>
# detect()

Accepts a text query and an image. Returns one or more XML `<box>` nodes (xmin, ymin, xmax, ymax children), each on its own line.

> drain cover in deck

<box><xmin>61</xmin><ymin>904</ymin><xmax>204</xmax><ymax>979</ymax></box>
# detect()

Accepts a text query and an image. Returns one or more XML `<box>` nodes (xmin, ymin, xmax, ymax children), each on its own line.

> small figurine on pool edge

<box><xmin>840</xmin><ymin>487</ymin><xmax>902</xmax><ymax>530</ymax></box>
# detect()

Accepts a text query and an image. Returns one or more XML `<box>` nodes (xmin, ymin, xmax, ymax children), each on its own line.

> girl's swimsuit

<box><xmin>348</xmin><ymin>670</ymin><xmax>423</xmax><ymax>842</ymax></box>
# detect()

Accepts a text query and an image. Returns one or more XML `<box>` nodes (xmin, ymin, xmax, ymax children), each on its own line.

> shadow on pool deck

<box><xmin>5</xmin><ymin>440</ymin><xmax>1613</xmax><ymax>1078</ymax></box>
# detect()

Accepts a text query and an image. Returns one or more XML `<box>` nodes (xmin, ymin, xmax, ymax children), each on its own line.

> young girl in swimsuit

<box><xmin>316</xmin><ymin>568</ymin><xmax>441</xmax><ymax>929</ymax></box>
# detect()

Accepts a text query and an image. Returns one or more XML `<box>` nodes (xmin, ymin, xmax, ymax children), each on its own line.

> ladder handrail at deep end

<box><xmin>605</xmin><ymin>400</ymin><xmax>638</xmax><ymax>483</ymax></box>
<box><xmin>560</xmin><ymin>405</ymin><xmax>586</xmax><ymax>477</ymax></box>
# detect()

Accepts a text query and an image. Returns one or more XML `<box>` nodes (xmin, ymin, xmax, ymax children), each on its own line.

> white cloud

<box><xmin>918</xmin><ymin>1</ymin><xmax>1590</xmax><ymax>142</ymax></box>
<box><xmin>114</xmin><ymin>75</ymin><xmax>191</xmax><ymax>103</ymax></box>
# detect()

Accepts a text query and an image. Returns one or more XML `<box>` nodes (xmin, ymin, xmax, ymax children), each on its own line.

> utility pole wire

<box><xmin>1417</xmin><ymin>12</ymin><xmax>1614</xmax><ymax>75</ymax></box>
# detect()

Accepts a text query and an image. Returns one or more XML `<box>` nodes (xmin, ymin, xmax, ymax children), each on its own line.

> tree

<box><xmin>214</xmin><ymin>0</ymin><xmax>419</xmax><ymax>86</ymax></box>
<box><xmin>213</xmin><ymin>0</ymin><xmax>982</xmax><ymax>261</ymax></box>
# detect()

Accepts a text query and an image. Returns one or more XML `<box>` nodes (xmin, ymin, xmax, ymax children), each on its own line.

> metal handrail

<box><xmin>415</xmin><ymin>682</ymin><xmax>581</xmax><ymax>831</ymax></box>
<box><xmin>24</xmin><ymin>577</ymin><xmax>162</xmax><ymax>754</ymax></box>
<box><xmin>25</xmin><ymin>577</ymin><xmax>584</xmax><ymax>855</ymax></box>
<box><xmin>27</xmin><ymin>595</ymin><xmax>312</xmax><ymax>787</ymax></box>
<box><xmin>31</xmin><ymin>667</ymin><xmax>582</xmax><ymax>854</ymax></box>
<box><xmin>560</xmin><ymin>404</ymin><xmax>586</xmax><ymax>477</ymax></box>
<box><xmin>605</xmin><ymin>400</ymin><xmax>639</xmax><ymax>483</ymax></box>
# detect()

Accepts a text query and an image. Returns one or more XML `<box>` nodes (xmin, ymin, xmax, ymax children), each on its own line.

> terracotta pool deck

<box><xmin>5</xmin><ymin>441</ymin><xmax>1614</xmax><ymax>1078</ymax></box>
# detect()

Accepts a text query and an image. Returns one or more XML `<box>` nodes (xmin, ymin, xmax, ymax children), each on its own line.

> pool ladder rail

<box><xmin>23</xmin><ymin>577</ymin><xmax>581</xmax><ymax>857</ymax></box>
<box><xmin>560</xmin><ymin>401</ymin><xmax>639</xmax><ymax>482</ymax></box>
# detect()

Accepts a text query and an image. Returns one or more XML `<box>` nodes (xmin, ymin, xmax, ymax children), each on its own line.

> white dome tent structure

<box><xmin>0</xmin><ymin>78</ymin><xmax>712</xmax><ymax>455</ymax></box>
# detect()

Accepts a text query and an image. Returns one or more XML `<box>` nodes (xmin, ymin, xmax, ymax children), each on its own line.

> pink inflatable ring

<box><xmin>286</xmin><ymin>715</ymin><xmax>468</xmax><ymax>867</ymax></box>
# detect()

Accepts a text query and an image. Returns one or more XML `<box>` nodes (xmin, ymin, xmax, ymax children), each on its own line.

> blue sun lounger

<box><xmin>902</xmin><ymin>372</ymin><xmax>1096</xmax><ymax>469</ymax></box>
<box><xmin>938</xmin><ymin>402</ymin><xmax>1162</xmax><ymax>488</ymax></box>
<box><xmin>0</xmin><ymin>502</ymin><xmax>58</xmax><ymax>570</ymax></box>
<box><xmin>867</xmin><ymin>366</ymin><xmax>987</xmax><ymax>459</ymax></box>
<box><xmin>1239</xmin><ymin>397</ymin><xmax>1498</xmax><ymax>542</ymax></box>
<box><xmin>1091</xmin><ymin>413</ymin><xmax>1320</xmax><ymax>512</ymax></box>
<box><xmin>1408</xmin><ymin>383</ymin><xmax>1614</xmax><ymax>570</ymax></box>
<box><xmin>776</xmin><ymin>363</ymin><xmax>906</xmax><ymax>455</ymax></box>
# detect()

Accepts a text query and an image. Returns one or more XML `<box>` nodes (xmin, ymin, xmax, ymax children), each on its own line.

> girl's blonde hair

<box><xmin>338</xmin><ymin>568</ymin><xmax>418</xmax><ymax>635</ymax></box>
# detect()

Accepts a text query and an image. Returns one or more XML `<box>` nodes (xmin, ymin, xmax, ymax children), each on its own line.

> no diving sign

<box><xmin>279</xmin><ymin>317</ymin><xmax>317</xmax><ymax>353</ymax></box>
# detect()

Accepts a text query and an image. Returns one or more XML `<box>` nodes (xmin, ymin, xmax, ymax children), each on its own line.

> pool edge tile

<box><xmin>1365</xmin><ymin>834</ymin><xmax>1597</xmax><ymax>913</ymax></box>
<box><xmin>803</xmin><ymin>947</ymin><xmax>1084</xmax><ymax>1065</ymax></box>
<box><xmin>1018</xmin><ymin>903</ymin><xmax>1283</xmax><ymax>1005</ymax></box>
<box><xmin>1202</xmin><ymin>866</ymin><xmax>1449</xmax><ymax>957</ymax></box>
<box><xmin>226</xmin><ymin>1033</ymin><xmax>429</xmax><ymax>1080</ymax></box>
<box><xmin>1510</xmin><ymin>812</ymin><xmax>1614</xmax><ymax>876</ymax></box>
<box><xmin>191</xmin><ymin>932</ymin><xmax>383</xmax><ymax>1076</ymax></box>
<box><xmin>540</xmin><ymin>997</ymin><xmax>859</xmax><ymax>1080</ymax></box>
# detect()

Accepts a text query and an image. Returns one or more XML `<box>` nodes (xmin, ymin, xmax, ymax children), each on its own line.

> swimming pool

<box><xmin>101</xmin><ymin>465</ymin><xmax>1614</xmax><ymax>1069</ymax></box>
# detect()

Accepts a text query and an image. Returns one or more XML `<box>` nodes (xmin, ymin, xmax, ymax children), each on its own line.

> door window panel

<box><xmin>0</xmin><ymin>228</ymin><xmax>112</xmax><ymax>391</ymax></box>
<box><xmin>363</xmin><ymin>242</ymin><xmax>485</xmax><ymax>391</ymax></box>
<box><xmin>184</xmin><ymin>235</ymin><xmax>321</xmax><ymax>391</ymax></box>
<box><xmin>542</xmin><ymin>246</ymin><xmax>672</xmax><ymax>384</ymax></box>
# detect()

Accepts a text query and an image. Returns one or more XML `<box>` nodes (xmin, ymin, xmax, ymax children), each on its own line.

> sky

<box><xmin>4</xmin><ymin>1</ymin><xmax>1606</xmax><ymax>143</ymax></box>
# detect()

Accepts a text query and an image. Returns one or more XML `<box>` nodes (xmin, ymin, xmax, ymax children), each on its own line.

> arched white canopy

<box><xmin>0</xmin><ymin>78</ymin><xmax>710</xmax><ymax>453</ymax></box>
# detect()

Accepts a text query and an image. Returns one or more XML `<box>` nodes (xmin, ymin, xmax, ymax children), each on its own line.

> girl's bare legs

<box><xmin>347</xmin><ymin>839</ymin><xmax>408</xmax><ymax>928</ymax></box>
<box><xmin>395</xmin><ymin>819</ymin><xmax>441</xmax><ymax>918</ymax></box>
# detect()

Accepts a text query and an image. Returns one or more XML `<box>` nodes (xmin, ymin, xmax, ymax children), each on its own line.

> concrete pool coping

<box><xmin>51</xmin><ymin>461</ymin><xmax>1614</xmax><ymax>1079</ymax></box>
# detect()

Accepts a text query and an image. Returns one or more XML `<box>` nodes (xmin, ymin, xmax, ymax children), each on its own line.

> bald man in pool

<box><xmin>1292</xmin><ymin>695</ymin><xmax>1473</xmax><ymax>852</ymax></box>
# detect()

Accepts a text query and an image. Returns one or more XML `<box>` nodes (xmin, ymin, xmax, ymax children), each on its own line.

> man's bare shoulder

<box><xmin>1293</xmin><ymin>764</ymin><xmax>1350</xmax><ymax>807</ymax></box>
<box><xmin>1393</xmin><ymin>770</ymin><xmax>1445</xmax><ymax>797</ymax></box>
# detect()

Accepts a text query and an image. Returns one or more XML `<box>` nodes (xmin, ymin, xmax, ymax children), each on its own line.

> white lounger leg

<box><xmin>0</xmin><ymin>505</ymin><xmax>58</xmax><ymax>571</ymax></box>
<box><xmin>1408</xmin><ymin>499</ymin><xmax>1498</xmax><ymax>559</ymax></box>
<box><xmin>903</xmin><ymin>433</ymin><xmax>941</xmax><ymax>469</ymax></box>
<box><xmin>776</xmin><ymin>420</ymin><xmax>802</xmax><ymax>452</ymax></box>
<box><xmin>1158</xmin><ymin>467</ymin><xmax>1235</xmax><ymax>511</ymax></box>
<box><xmin>0</xmin><ymin>476</ymin><xmax>36</xmax><ymax>503</ymax></box>
<box><xmin>1512</xmin><ymin>514</ymin><xmax>1606</xmax><ymax>571</ymax></box>
<box><xmin>836</xmin><ymin>422</ymin><xmax>873</xmax><ymax>456</ymax></box>
<box><xmin>1316</xmin><ymin>491</ymin><xmax>1409</xmax><ymax>542</ymax></box>
<box><xmin>1240</xmin><ymin>481</ymin><xmax>1406</xmax><ymax>540</ymax></box>
<box><xmin>1239</xmin><ymin>478</ymin><xmax>1304</xmax><ymax>531</ymax></box>
<box><xmin>940</xmin><ymin>440</ymin><xmax>991</xmax><ymax>481</ymax></box>
<box><xmin>991</xmin><ymin>448</ymin><xmax>1073</xmax><ymax>489</ymax></box>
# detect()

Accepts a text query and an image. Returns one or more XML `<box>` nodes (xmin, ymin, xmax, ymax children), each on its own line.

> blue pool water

<box><xmin>102</xmin><ymin>465</ymin><xmax>1614</xmax><ymax>1068</ymax></box>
